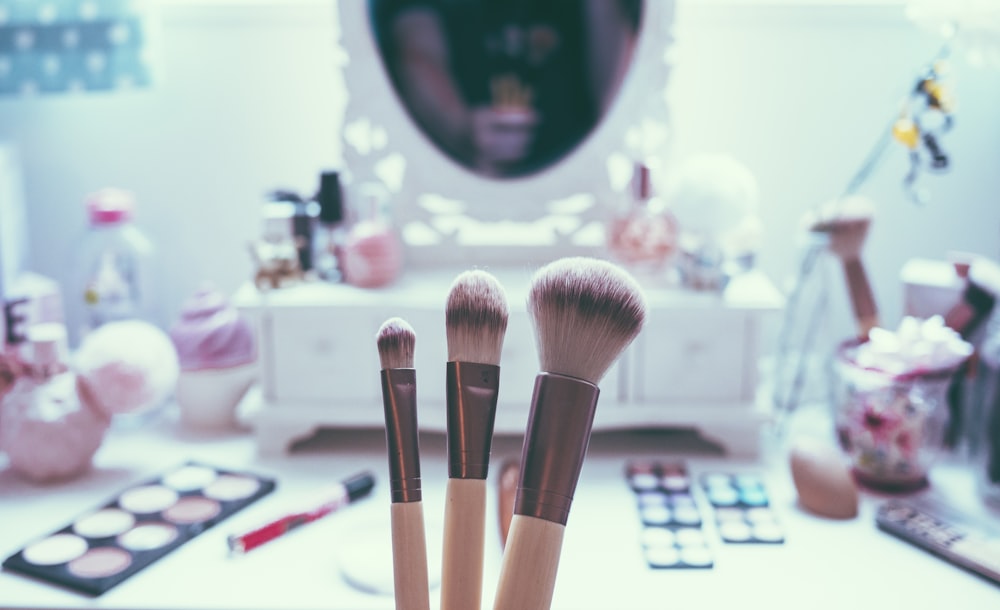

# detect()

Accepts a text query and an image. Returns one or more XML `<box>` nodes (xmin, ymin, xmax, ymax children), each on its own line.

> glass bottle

<box><xmin>606</xmin><ymin>161</ymin><xmax>679</xmax><ymax>283</ymax></box>
<box><xmin>340</xmin><ymin>181</ymin><xmax>402</xmax><ymax>289</ymax></box>
<box><xmin>312</xmin><ymin>170</ymin><xmax>348</xmax><ymax>283</ymax></box>
<box><xmin>74</xmin><ymin>188</ymin><xmax>154</xmax><ymax>344</ymax></box>
<box><xmin>0</xmin><ymin>323</ymin><xmax>110</xmax><ymax>482</ymax></box>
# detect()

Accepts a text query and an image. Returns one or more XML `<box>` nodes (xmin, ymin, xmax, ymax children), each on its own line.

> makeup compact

<box><xmin>626</xmin><ymin>461</ymin><xmax>714</xmax><ymax>569</ymax></box>
<box><xmin>2</xmin><ymin>462</ymin><xmax>275</xmax><ymax>596</ymax></box>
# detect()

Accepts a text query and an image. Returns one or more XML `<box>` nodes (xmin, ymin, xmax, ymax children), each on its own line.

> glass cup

<box><xmin>831</xmin><ymin>339</ymin><xmax>965</xmax><ymax>492</ymax></box>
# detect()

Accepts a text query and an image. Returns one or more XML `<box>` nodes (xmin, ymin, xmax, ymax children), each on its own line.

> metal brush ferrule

<box><xmin>514</xmin><ymin>372</ymin><xmax>600</xmax><ymax>526</ymax></box>
<box><xmin>446</xmin><ymin>361</ymin><xmax>500</xmax><ymax>479</ymax></box>
<box><xmin>380</xmin><ymin>368</ymin><xmax>422</xmax><ymax>503</ymax></box>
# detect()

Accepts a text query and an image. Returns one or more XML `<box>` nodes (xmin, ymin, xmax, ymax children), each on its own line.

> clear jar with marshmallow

<box><xmin>831</xmin><ymin>316</ymin><xmax>972</xmax><ymax>492</ymax></box>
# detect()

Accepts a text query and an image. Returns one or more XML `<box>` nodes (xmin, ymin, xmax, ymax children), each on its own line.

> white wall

<box><xmin>1</xmin><ymin>0</ymin><xmax>998</xmax><ymax>351</ymax></box>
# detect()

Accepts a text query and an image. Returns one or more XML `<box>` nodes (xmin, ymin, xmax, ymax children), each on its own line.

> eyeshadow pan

<box><xmin>204</xmin><ymin>475</ymin><xmax>261</xmax><ymax>501</ymax></box>
<box><xmin>74</xmin><ymin>509</ymin><xmax>136</xmax><ymax>539</ymax></box>
<box><xmin>679</xmin><ymin>545</ymin><xmax>713</xmax><ymax>567</ymax></box>
<box><xmin>118</xmin><ymin>485</ymin><xmax>179</xmax><ymax>514</ymax></box>
<box><xmin>22</xmin><ymin>534</ymin><xmax>89</xmax><ymax>566</ymax></box>
<box><xmin>162</xmin><ymin>465</ymin><xmax>218</xmax><ymax>491</ymax></box>
<box><xmin>718</xmin><ymin>521</ymin><xmax>753</xmax><ymax>542</ymax></box>
<box><xmin>645</xmin><ymin>546</ymin><xmax>680</xmax><ymax>568</ymax></box>
<box><xmin>673</xmin><ymin>506</ymin><xmax>702</xmax><ymax>526</ymax></box>
<box><xmin>68</xmin><ymin>547</ymin><xmax>132</xmax><ymax>579</ymax></box>
<box><xmin>162</xmin><ymin>497</ymin><xmax>221</xmax><ymax>524</ymax></box>
<box><xmin>640</xmin><ymin>527</ymin><xmax>676</xmax><ymax>548</ymax></box>
<box><xmin>675</xmin><ymin>527</ymin><xmax>707</xmax><ymax>547</ymax></box>
<box><xmin>753</xmin><ymin>522</ymin><xmax>785</xmax><ymax>542</ymax></box>
<box><xmin>118</xmin><ymin>523</ymin><xmax>179</xmax><ymax>551</ymax></box>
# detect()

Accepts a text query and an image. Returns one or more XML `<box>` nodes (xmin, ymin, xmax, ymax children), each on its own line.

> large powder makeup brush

<box><xmin>376</xmin><ymin>318</ymin><xmax>430</xmax><ymax>610</ymax></box>
<box><xmin>809</xmin><ymin>197</ymin><xmax>879</xmax><ymax>339</ymax></box>
<box><xmin>492</xmin><ymin>257</ymin><xmax>646</xmax><ymax>610</ymax></box>
<box><xmin>441</xmin><ymin>270</ymin><xmax>509</xmax><ymax>610</ymax></box>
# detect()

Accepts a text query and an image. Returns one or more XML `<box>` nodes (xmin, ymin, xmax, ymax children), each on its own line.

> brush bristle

<box><xmin>376</xmin><ymin>317</ymin><xmax>415</xmax><ymax>370</ymax></box>
<box><xmin>528</xmin><ymin>257</ymin><xmax>646</xmax><ymax>383</ymax></box>
<box><xmin>446</xmin><ymin>270</ymin><xmax>510</xmax><ymax>364</ymax></box>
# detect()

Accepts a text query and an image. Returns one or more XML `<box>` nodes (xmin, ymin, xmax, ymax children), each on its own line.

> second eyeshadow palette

<box><xmin>2</xmin><ymin>462</ymin><xmax>276</xmax><ymax>596</ymax></box>
<box><xmin>700</xmin><ymin>472</ymin><xmax>785</xmax><ymax>544</ymax></box>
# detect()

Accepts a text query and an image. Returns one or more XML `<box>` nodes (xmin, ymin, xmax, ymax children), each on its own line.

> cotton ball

<box><xmin>74</xmin><ymin>320</ymin><xmax>180</xmax><ymax>417</ymax></box>
<box><xmin>662</xmin><ymin>154</ymin><xmax>760</xmax><ymax>239</ymax></box>
<box><xmin>1</xmin><ymin>372</ymin><xmax>110</xmax><ymax>483</ymax></box>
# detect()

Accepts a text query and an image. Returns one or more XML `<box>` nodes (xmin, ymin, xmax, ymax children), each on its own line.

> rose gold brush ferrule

<box><xmin>446</xmin><ymin>361</ymin><xmax>500</xmax><ymax>479</ymax></box>
<box><xmin>514</xmin><ymin>372</ymin><xmax>600</xmax><ymax>526</ymax></box>
<box><xmin>380</xmin><ymin>368</ymin><xmax>422</xmax><ymax>503</ymax></box>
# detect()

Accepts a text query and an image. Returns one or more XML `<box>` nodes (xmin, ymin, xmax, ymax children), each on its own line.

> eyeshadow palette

<box><xmin>700</xmin><ymin>473</ymin><xmax>785</xmax><ymax>544</ymax></box>
<box><xmin>2</xmin><ymin>462</ymin><xmax>276</xmax><ymax>596</ymax></box>
<box><xmin>626</xmin><ymin>461</ymin><xmax>714</xmax><ymax>569</ymax></box>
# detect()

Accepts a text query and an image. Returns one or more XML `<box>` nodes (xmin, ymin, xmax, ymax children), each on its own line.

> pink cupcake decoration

<box><xmin>168</xmin><ymin>285</ymin><xmax>258</xmax><ymax>429</ymax></box>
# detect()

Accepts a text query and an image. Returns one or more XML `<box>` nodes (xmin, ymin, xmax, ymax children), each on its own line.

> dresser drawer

<box><xmin>266</xmin><ymin>307</ymin><xmax>383</xmax><ymax>404</ymax></box>
<box><xmin>636</xmin><ymin>308</ymin><xmax>747</xmax><ymax>403</ymax></box>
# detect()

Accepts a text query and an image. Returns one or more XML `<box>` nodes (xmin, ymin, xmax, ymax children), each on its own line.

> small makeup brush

<box><xmin>440</xmin><ymin>270</ymin><xmax>509</xmax><ymax>610</ymax></box>
<box><xmin>376</xmin><ymin>318</ymin><xmax>430</xmax><ymax>610</ymax></box>
<box><xmin>493</xmin><ymin>257</ymin><xmax>646</xmax><ymax>610</ymax></box>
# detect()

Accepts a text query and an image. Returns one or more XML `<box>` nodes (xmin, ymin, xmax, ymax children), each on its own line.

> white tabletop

<box><xmin>1</xmin><ymin>405</ymin><xmax>999</xmax><ymax>610</ymax></box>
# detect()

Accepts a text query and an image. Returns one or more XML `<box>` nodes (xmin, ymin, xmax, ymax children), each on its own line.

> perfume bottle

<box><xmin>0</xmin><ymin>323</ymin><xmax>110</xmax><ymax>483</ymax></box>
<box><xmin>340</xmin><ymin>182</ymin><xmax>403</xmax><ymax>289</ymax></box>
<box><xmin>606</xmin><ymin>162</ymin><xmax>678</xmax><ymax>281</ymax></box>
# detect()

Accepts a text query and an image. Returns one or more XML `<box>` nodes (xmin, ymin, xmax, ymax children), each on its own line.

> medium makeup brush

<box><xmin>441</xmin><ymin>270</ymin><xmax>509</xmax><ymax>610</ymax></box>
<box><xmin>493</xmin><ymin>257</ymin><xmax>646</xmax><ymax>610</ymax></box>
<box><xmin>376</xmin><ymin>317</ymin><xmax>430</xmax><ymax>610</ymax></box>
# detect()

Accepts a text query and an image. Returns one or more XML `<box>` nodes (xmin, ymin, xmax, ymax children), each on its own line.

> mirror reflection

<box><xmin>370</xmin><ymin>0</ymin><xmax>643</xmax><ymax>179</ymax></box>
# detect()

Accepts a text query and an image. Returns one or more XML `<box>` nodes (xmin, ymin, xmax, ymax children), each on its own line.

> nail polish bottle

<box><xmin>312</xmin><ymin>171</ymin><xmax>348</xmax><ymax>283</ymax></box>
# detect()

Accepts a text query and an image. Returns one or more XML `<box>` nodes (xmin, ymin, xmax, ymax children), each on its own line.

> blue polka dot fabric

<box><xmin>0</xmin><ymin>0</ymin><xmax>151</xmax><ymax>95</ymax></box>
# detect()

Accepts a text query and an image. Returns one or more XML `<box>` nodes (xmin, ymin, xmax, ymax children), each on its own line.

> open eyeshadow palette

<box><xmin>699</xmin><ymin>472</ymin><xmax>785</xmax><ymax>544</ymax></box>
<box><xmin>626</xmin><ymin>461</ymin><xmax>714</xmax><ymax>569</ymax></box>
<box><xmin>2</xmin><ymin>462</ymin><xmax>276</xmax><ymax>596</ymax></box>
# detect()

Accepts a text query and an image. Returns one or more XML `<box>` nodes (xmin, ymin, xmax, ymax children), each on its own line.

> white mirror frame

<box><xmin>336</xmin><ymin>0</ymin><xmax>676</xmax><ymax>268</ymax></box>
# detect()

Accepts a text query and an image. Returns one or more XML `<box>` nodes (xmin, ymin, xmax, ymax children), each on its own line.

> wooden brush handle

<box><xmin>441</xmin><ymin>478</ymin><xmax>487</xmax><ymax>610</ymax></box>
<box><xmin>842</xmin><ymin>258</ymin><xmax>879</xmax><ymax>338</ymax></box>
<box><xmin>390</xmin><ymin>501</ymin><xmax>431</xmax><ymax>610</ymax></box>
<box><xmin>492</xmin><ymin>514</ymin><xmax>565</xmax><ymax>610</ymax></box>
<box><xmin>497</xmin><ymin>461</ymin><xmax>519</xmax><ymax>548</ymax></box>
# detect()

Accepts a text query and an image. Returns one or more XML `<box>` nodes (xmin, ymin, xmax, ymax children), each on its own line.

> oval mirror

<box><xmin>369</xmin><ymin>0</ymin><xmax>643</xmax><ymax>179</ymax></box>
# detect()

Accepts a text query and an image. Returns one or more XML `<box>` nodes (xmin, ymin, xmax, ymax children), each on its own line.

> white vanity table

<box><xmin>2</xmin><ymin>405</ymin><xmax>999</xmax><ymax>610</ymax></box>
<box><xmin>233</xmin><ymin>268</ymin><xmax>784</xmax><ymax>456</ymax></box>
